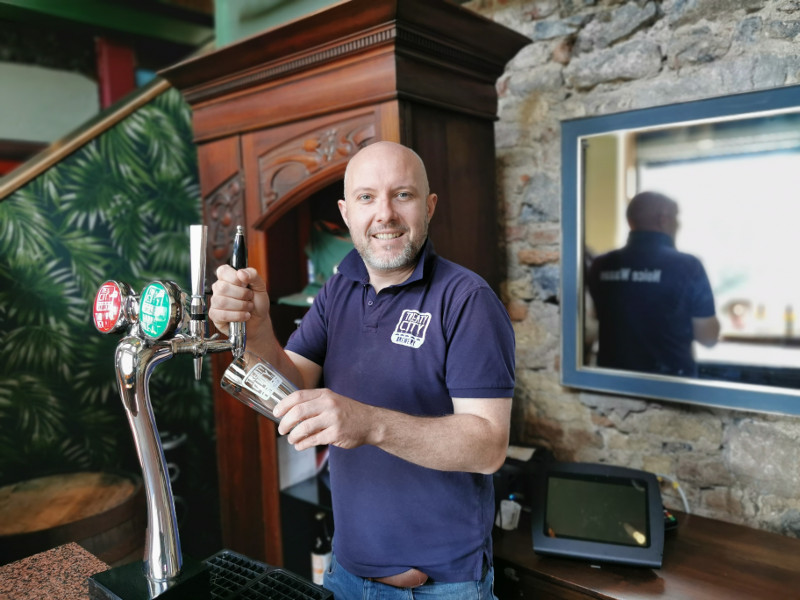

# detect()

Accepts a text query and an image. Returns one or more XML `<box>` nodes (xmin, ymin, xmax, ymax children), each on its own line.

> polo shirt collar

<box><xmin>627</xmin><ymin>230</ymin><xmax>675</xmax><ymax>249</ymax></box>
<box><xmin>337</xmin><ymin>239</ymin><xmax>436</xmax><ymax>288</ymax></box>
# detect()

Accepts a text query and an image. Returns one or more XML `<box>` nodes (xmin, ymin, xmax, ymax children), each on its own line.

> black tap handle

<box><xmin>231</xmin><ymin>225</ymin><xmax>247</xmax><ymax>270</ymax></box>
<box><xmin>230</xmin><ymin>226</ymin><xmax>247</xmax><ymax>359</ymax></box>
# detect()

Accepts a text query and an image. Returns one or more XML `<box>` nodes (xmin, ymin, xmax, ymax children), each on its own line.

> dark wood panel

<box><xmin>400</xmin><ymin>102</ymin><xmax>501</xmax><ymax>291</ymax></box>
<box><xmin>197</xmin><ymin>136</ymin><xmax>240</xmax><ymax>197</ymax></box>
<box><xmin>211</xmin><ymin>357</ymin><xmax>268</xmax><ymax>560</ymax></box>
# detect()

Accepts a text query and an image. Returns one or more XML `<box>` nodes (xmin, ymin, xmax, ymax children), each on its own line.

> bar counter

<box><xmin>493</xmin><ymin>510</ymin><xmax>800</xmax><ymax>599</ymax></box>
<box><xmin>0</xmin><ymin>543</ymin><xmax>109</xmax><ymax>600</ymax></box>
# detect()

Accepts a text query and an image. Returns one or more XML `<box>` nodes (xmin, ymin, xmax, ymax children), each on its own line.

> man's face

<box><xmin>338</xmin><ymin>143</ymin><xmax>437</xmax><ymax>274</ymax></box>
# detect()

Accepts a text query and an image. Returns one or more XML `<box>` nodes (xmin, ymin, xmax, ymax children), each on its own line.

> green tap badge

<box><xmin>139</xmin><ymin>282</ymin><xmax>172</xmax><ymax>339</ymax></box>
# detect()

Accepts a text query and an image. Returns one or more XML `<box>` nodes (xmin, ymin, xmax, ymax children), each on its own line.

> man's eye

<box><xmin>357</xmin><ymin>194</ymin><xmax>372</xmax><ymax>202</ymax></box>
<box><xmin>397</xmin><ymin>192</ymin><xmax>411</xmax><ymax>199</ymax></box>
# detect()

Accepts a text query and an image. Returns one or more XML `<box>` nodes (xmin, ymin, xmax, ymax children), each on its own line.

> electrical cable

<box><xmin>656</xmin><ymin>473</ymin><xmax>690</xmax><ymax>513</ymax></box>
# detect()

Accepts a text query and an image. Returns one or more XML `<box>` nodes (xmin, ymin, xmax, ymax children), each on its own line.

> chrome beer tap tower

<box><xmin>90</xmin><ymin>224</ymin><xmax>246</xmax><ymax>599</ymax></box>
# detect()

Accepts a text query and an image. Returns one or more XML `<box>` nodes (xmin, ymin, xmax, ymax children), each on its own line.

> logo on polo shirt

<box><xmin>391</xmin><ymin>309</ymin><xmax>432</xmax><ymax>348</ymax></box>
<box><xmin>599</xmin><ymin>268</ymin><xmax>661</xmax><ymax>282</ymax></box>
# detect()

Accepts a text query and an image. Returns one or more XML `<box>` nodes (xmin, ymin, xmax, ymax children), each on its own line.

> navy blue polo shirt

<box><xmin>285</xmin><ymin>240</ymin><xmax>516</xmax><ymax>582</ymax></box>
<box><xmin>587</xmin><ymin>231</ymin><xmax>716</xmax><ymax>376</ymax></box>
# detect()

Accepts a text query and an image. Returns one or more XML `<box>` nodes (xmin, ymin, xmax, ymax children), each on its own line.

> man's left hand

<box><xmin>273</xmin><ymin>389</ymin><xmax>375</xmax><ymax>451</ymax></box>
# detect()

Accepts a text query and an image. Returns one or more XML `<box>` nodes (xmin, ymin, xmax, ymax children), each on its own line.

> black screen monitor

<box><xmin>531</xmin><ymin>461</ymin><xmax>664</xmax><ymax>568</ymax></box>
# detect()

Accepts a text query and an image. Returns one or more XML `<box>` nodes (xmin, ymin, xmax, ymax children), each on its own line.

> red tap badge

<box><xmin>93</xmin><ymin>281</ymin><xmax>124</xmax><ymax>333</ymax></box>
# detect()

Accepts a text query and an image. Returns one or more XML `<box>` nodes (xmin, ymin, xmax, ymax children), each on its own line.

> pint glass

<box><xmin>220</xmin><ymin>350</ymin><xmax>298</xmax><ymax>422</ymax></box>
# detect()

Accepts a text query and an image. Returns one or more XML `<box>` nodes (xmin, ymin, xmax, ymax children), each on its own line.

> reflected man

<box><xmin>587</xmin><ymin>191</ymin><xmax>720</xmax><ymax>376</ymax></box>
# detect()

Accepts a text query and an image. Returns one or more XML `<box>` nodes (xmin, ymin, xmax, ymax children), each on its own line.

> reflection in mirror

<box><xmin>586</xmin><ymin>190</ymin><xmax>720</xmax><ymax>378</ymax></box>
<box><xmin>561</xmin><ymin>85</ymin><xmax>800</xmax><ymax>415</ymax></box>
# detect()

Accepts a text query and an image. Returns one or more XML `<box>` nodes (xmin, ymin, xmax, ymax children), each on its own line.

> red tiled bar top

<box><xmin>0</xmin><ymin>543</ymin><xmax>109</xmax><ymax>600</ymax></box>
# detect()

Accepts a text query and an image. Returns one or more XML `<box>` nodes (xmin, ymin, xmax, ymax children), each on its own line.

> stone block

<box><xmin>564</xmin><ymin>39</ymin><xmax>663</xmax><ymax>89</ymax></box>
<box><xmin>724</xmin><ymin>419</ymin><xmax>800</xmax><ymax>497</ymax></box>
<box><xmin>665</xmin><ymin>0</ymin><xmax>764</xmax><ymax>29</ymax></box>
<box><xmin>667</xmin><ymin>24</ymin><xmax>732</xmax><ymax>68</ymax></box>
<box><xmin>765</xmin><ymin>18</ymin><xmax>800</xmax><ymax>38</ymax></box>
<box><xmin>575</xmin><ymin>1</ymin><xmax>659</xmax><ymax>52</ymax></box>
<box><xmin>518</xmin><ymin>247</ymin><xmax>560</xmax><ymax>265</ymax></box>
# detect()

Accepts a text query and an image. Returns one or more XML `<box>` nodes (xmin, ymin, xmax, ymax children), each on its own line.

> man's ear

<box><xmin>426</xmin><ymin>193</ymin><xmax>438</xmax><ymax>219</ymax></box>
<box><xmin>337</xmin><ymin>198</ymin><xmax>349</xmax><ymax>228</ymax></box>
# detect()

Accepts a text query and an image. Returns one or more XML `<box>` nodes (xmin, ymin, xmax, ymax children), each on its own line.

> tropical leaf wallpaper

<box><xmin>0</xmin><ymin>88</ymin><xmax>216</xmax><ymax>515</ymax></box>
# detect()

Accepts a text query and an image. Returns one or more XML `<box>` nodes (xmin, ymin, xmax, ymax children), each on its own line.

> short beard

<box><xmin>359</xmin><ymin>219</ymin><xmax>429</xmax><ymax>272</ymax></box>
<box><xmin>362</xmin><ymin>238</ymin><xmax>420</xmax><ymax>271</ymax></box>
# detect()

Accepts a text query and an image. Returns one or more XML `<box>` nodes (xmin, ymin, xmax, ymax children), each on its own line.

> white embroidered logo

<box><xmin>391</xmin><ymin>309</ymin><xmax>432</xmax><ymax>348</ymax></box>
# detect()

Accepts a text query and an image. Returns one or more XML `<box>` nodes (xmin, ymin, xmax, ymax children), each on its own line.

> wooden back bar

<box><xmin>493</xmin><ymin>511</ymin><xmax>800</xmax><ymax>599</ymax></box>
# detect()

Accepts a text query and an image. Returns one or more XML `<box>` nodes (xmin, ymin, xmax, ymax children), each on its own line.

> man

<box><xmin>587</xmin><ymin>191</ymin><xmax>720</xmax><ymax>377</ymax></box>
<box><xmin>209</xmin><ymin>141</ymin><xmax>515</xmax><ymax>599</ymax></box>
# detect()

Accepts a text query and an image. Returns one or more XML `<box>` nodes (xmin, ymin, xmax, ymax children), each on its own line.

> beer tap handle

<box><xmin>230</xmin><ymin>225</ymin><xmax>247</xmax><ymax>359</ymax></box>
<box><xmin>189</xmin><ymin>224</ymin><xmax>208</xmax><ymax>380</ymax></box>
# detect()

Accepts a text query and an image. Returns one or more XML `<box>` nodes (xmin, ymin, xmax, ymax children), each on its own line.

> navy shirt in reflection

<box><xmin>587</xmin><ymin>230</ymin><xmax>716</xmax><ymax>377</ymax></box>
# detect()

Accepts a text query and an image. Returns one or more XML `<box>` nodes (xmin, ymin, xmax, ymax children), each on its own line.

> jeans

<box><xmin>323</xmin><ymin>553</ymin><xmax>498</xmax><ymax>600</ymax></box>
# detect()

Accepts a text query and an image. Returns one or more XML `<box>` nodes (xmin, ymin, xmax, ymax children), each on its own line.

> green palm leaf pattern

<box><xmin>2</xmin><ymin>323</ymin><xmax>76</xmax><ymax>378</ymax></box>
<box><xmin>0</xmin><ymin>87</ymin><xmax>213</xmax><ymax>487</ymax></box>
<box><xmin>145</xmin><ymin>230</ymin><xmax>195</xmax><ymax>279</ymax></box>
<box><xmin>52</xmin><ymin>226</ymin><xmax>113</xmax><ymax>299</ymax></box>
<box><xmin>0</xmin><ymin>375</ymin><xmax>64</xmax><ymax>443</ymax></box>
<box><xmin>72</xmin><ymin>335</ymin><xmax>128</xmax><ymax>406</ymax></box>
<box><xmin>59</xmin><ymin>143</ymin><xmax>129</xmax><ymax>231</ymax></box>
<box><xmin>0</xmin><ymin>260</ymin><xmax>85</xmax><ymax>328</ymax></box>
<box><xmin>0</xmin><ymin>184</ymin><xmax>56</xmax><ymax>260</ymax></box>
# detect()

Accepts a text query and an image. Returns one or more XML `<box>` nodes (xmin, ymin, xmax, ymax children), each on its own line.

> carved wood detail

<box><xmin>181</xmin><ymin>27</ymin><xmax>498</xmax><ymax>106</ymax></box>
<box><xmin>184</xmin><ymin>29</ymin><xmax>396</xmax><ymax>105</ymax></box>
<box><xmin>258</xmin><ymin>116</ymin><xmax>376</xmax><ymax>216</ymax></box>
<box><xmin>204</xmin><ymin>172</ymin><xmax>245</xmax><ymax>276</ymax></box>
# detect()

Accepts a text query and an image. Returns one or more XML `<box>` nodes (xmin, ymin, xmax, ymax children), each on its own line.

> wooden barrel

<box><xmin>0</xmin><ymin>471</ymin><xmax>146</xmax><ymax>566</ymax></box>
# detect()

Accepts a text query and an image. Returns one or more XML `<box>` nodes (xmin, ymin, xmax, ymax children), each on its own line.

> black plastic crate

<box><xmin>205</xmin><ymin>549</ymin><xmax>332</xmax><ymax>600</ymax></box>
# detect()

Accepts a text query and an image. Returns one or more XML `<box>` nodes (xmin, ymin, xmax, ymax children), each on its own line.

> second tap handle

<box><xmin>190</xmin><ymin>225</ymin><xmax>208</xmax><ymax>304</ymax></box>
<box><xmin>230</xmin><ymin>225</ymin><xmax>247</xmax><ymax>359</ymax></box>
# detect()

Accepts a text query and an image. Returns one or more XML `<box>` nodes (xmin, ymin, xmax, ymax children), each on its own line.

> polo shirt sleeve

<box><xmin>285</xmin><ymin>284</ymin><xmax>329</xmax><ymax>367</ymax></box>
<box><xmin>689</xmin><ymin>258</ymin><xmax>716</xmax><ymax>318</ymax></box>
<box><xmin>444</xmin><ymin>286</ymin><xmax>516</xmax><ymax>399</ymax></box>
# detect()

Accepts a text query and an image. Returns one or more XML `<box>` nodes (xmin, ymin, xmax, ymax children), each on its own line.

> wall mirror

<box><xmin>561</xmin><ymin>84</ymin><xmax>800</xmax><ymax>415</ymax></box>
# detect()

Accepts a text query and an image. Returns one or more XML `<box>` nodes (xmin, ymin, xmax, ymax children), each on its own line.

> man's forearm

<box><xmin>368</xmin><ymin>402</ymin><xmax>511</xmax><ymax>475</ymax></box>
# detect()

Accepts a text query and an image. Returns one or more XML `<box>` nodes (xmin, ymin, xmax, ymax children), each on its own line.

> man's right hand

<box><xmin>209</xmin><ymin>265</ymin><xmax>271</xmax><ymax>337</ymax></box>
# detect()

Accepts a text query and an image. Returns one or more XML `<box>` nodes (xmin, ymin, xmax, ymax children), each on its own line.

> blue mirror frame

<box><xmin>561</xmin><ymin>84</ymin><xmax>800</xmax><ymax>416</ymax></box>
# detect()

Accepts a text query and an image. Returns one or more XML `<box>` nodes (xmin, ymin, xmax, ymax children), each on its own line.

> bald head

<box><xmin>627</xmin><ymin>191</ymin><xmax>679</xmax><ymax>238</ymax></box>
<box><xmin>344</xmin><ymin>141</ymin><xmax>430</xmax><ymax>199</ymax></box>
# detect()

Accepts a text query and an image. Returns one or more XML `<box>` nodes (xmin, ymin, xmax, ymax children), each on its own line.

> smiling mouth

<box><xmin>373</xmin><ymin>232</ymin><xmax>403</xmax><ymax>240</ymax></box>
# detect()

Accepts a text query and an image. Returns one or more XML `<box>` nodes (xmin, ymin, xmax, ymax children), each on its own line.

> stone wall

<box><xmin>465</xmin><ymin>0</ymin><xmax>800</xmax><ymax>536</ymax></box>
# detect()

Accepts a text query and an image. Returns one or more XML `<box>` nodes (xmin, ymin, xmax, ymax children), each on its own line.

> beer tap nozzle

<box><xmin>189</xmin><ymin>224</ymin><xmax>207</xmax><ymax>379</ymax></box>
